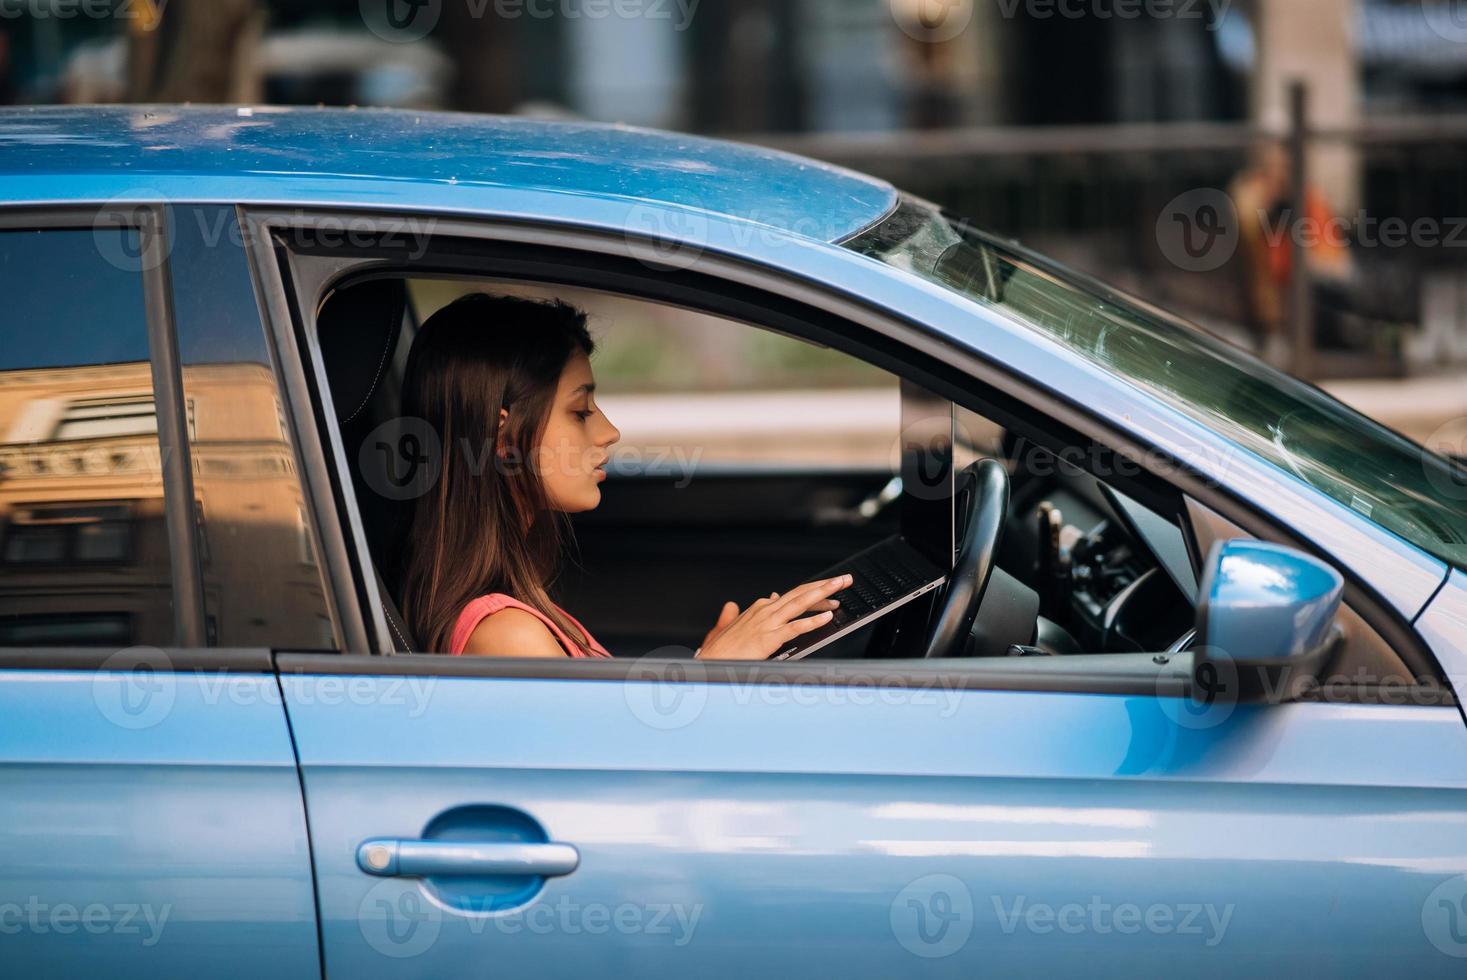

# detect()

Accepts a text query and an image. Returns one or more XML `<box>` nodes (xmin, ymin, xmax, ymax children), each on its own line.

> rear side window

<box><xmin>0</xmin><ymin>228</ymin><xmax>174</xmax><ymax>646</ymax></box>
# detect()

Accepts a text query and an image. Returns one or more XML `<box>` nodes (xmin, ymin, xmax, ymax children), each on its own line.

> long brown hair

<box><xmin>395</xmin><ymin>292</ymin><xmax>595</xmax><ymax>653</ymax></box>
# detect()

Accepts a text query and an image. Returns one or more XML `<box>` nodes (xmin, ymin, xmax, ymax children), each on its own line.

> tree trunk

<box><xmin>439</xmin><ymin>1</ymin><xmax>521</xmax><ymax>113</ymax></box>
<box><xmin>127</xmin><ymin>0</ymin><xmax>263</xmax><ymax>103</ymax></box>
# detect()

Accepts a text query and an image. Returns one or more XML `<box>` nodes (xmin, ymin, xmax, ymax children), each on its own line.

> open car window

<box><xmin>407</xmin><ymin>279</ymin><xmax>901</xmax><ymax>474</ymax></box>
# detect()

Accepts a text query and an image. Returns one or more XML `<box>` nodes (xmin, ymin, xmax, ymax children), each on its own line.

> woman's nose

<box><xmin>597</xmin><ymin>413</ymin><xmax>621</xmax><ymax>448</ymax></box>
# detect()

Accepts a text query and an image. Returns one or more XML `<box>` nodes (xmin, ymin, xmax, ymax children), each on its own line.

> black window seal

<box><xmin>228</xmin><ymin>204</ymin><xmax>353</xmax><ymax>654</ymax></box>
<box><xmin>0</xmin><ymin>204</ymin><xmax>208</xmax><ymax>651</ymax></box>
<box><xmin>0</xmin><ymin>647</ymin><xmax>274</xmax><ymax>672</ymax></box>
<box><xmin>276</xmin><ymin>649</ymin><xmax>1196</xmax><ymax>698</ymax></box>
<box><xmin>241</xmin><ymin>205</ymin><xmax>1446</xmax><ymax>697</ymax></box>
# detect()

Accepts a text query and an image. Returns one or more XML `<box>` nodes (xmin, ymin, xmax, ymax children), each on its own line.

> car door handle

<box><xmin>356</xmin><ymin>838</ymin><xmax>580</xmax><ymax>878</ymax></box>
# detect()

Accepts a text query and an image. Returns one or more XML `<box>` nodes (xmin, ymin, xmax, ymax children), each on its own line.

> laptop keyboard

<box><xmin>770</xmin><ymin>537</ymin><xmax>945</xmax><ymax>661</ymax></box>
<box><xmin>824</xmin><ymin>539</ymin><xmax>943</xmax><ymax>628</ymax></box>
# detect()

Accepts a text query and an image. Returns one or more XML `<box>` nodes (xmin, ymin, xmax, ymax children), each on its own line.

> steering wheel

<box><xmin>922</xmin><ymin>458</ymin><xmax>1010</xmax><ymax>658</ymax></box>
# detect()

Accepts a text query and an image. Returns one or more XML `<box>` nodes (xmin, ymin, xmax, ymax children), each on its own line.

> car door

<box><xmin>0</xmin><ymin>209</ymin><xmax>321</xmax><ymax>978</ymax></box>
<box><xmin>260</xmin><ymin>214</ymin><xmax>1467</xmax><ymax>978</ymax></box>
<box><xmin>278</xmin><ymin>652</ymin><xmax>1467</xmax><ymax>979</ymax></box>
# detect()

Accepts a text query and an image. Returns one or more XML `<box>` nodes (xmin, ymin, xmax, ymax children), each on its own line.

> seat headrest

<box><xmin>318</xmin><ymin>278</ymin><xmax>409</xmax><ymax>424</ymax></box>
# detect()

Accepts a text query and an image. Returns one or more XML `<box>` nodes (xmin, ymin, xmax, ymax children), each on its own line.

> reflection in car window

<box><xmin>847</xmin><ymin>197</ymin><xmax>1467</xmax><ymax>571</ymax></box>
<box><xmin>172</xmin><ymin>206</ymin><xmax>339</xmax><ymax>650</ymax></box>
<box><xmin>0</xmin><ymin>228</ymin><xmax>174</xmax><ymax>645</ymax></box>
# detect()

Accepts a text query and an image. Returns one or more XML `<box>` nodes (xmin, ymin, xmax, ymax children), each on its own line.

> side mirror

<box><xmin>1193</xmin><ymin>540</ymin><xmax>1345</xmax><ymax>704</ymax></box>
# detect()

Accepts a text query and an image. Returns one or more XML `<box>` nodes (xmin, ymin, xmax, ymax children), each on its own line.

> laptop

<box><xmin>771</xmin><ymin>381</ymin><xmax>956</xmax><ymax>661</ymax></box>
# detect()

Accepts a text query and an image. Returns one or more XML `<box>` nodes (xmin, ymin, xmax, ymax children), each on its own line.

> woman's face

<box><xmin>533</xmin><ymin>350</ymin><xmax>621</xmax><ymax>513</ymax></box>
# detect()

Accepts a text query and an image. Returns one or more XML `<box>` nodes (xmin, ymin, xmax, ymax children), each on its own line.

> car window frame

<box><xmin>0</xmin><ymin>205</ymin><xmax>207</xmax><ymax>652</ymax></box>
<box><xmin>242</xmin><ymin>206</ymin><xmax>1449</xmax><ymax>702</ymax></box>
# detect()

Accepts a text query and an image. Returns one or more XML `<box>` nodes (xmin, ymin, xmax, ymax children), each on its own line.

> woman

<box><xmin>395</xmin><ymin>292</ymin><xmax>851</xmax><ymax>660</ymax></box>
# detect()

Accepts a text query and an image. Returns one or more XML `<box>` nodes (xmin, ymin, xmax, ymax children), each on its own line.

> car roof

<box><xmin>0</xmin><ymin>105</ymin><xmax>897</xmax><ymax>243</ymax></box>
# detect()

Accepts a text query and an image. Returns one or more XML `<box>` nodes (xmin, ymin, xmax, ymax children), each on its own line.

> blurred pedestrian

<box><xmin>1229</xmin><ymin>141</ymin><xmax>1352</xmax><ymax>360</ymax></box>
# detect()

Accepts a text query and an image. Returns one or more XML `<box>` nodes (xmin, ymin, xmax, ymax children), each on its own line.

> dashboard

<box><xmin>1003</xmin><ymin>466</ymin><xmax>1197</xmax><ymax>655</ymax></box>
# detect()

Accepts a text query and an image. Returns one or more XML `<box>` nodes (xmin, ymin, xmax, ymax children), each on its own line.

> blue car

<box><xmin>2</xmin><ymin>106</ymin><xmax>1466</xmax><ymax>978</ymax></box>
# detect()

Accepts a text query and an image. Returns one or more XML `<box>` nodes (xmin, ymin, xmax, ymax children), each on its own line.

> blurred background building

<box><xmin>3</xmin><ymin>0</ymin><xmax>1467</xmax><ymax>442</ymax></box>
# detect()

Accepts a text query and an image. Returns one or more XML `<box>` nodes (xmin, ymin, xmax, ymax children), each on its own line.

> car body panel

<box><xmin>282</xmin><ymin>670</ymin><xmax>1467</xmax><ymax>977</ymax></box>
<box><xmin>0</xmin><ymin>669</ymin><xmax>319</xmax><ymax>979</ymax></box>
<box><xmin>0</xmin><ymin>105</ymin><xmax>896</xmax><ymax>244</ymax></box>
<box><xmin>1418</xmin><ymin>571</ymin><xmax>1467</xmax><ymax>696</ymax></box>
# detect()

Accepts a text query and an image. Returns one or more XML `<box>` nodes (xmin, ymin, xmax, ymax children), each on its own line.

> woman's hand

<box><xmin>696</xmin><ymin>574</ymin><xmax>852</xmax><ymax>661</ymax></box>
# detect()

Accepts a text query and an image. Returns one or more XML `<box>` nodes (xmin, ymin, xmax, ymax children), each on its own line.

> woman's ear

<box><xmin>495</xmin><ymin>407</ymin><xmax>510</xmax><ymax>458</ymax></box>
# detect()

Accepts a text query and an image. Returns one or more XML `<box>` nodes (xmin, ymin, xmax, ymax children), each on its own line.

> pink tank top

<box><xmin>448</xmin><ymin>593</ymin><xmax>612</xmax><ymax>658</ymax></box>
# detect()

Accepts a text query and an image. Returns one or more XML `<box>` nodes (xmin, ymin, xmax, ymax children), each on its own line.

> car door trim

<box><xmin>0</xmin><ymin>647</ymin><xmax>275</xmax><ymax>671</ymax></box>
<box><xmin>239</xmin><ymin>210</ymin><xmax>373</xmax><ymax>655</ymax></box>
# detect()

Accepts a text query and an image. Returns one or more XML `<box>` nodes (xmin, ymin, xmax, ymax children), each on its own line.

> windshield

<box><xmin>846</xmin><ymin>197</ymin><xmax>1467</xmax><ymax>571</ymax></box>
